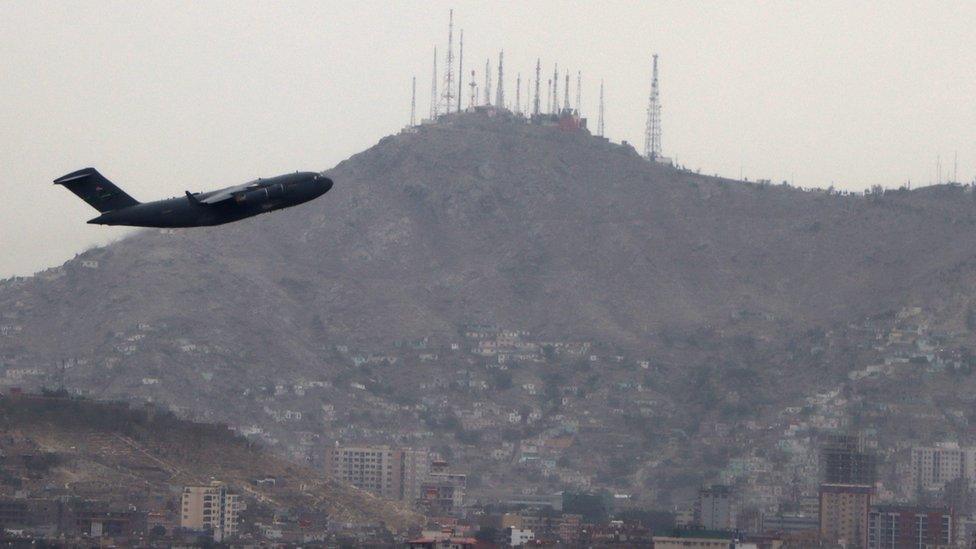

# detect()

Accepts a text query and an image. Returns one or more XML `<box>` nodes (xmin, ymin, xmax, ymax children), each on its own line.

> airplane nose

<box><xmin>317</xmin><ymin>174</ymin><xmax>333</xmax><ymax>193</ymax></box>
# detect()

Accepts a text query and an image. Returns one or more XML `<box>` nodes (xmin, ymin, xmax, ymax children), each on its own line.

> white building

<box><xmin>509</xmin><ymin>527</ymin><xmax>535</xmax><ymax>546</ymax></box>
<box><xmin>910</xmin><ymin>444</ymin><xmax>976</xmax><ymax>491</ymax></box>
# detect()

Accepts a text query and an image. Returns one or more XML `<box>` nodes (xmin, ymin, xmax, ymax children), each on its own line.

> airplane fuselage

<box><xmin>85</xmin><ymin>172</ymin><xmax>332</xmax><ymax>228</ymax></box>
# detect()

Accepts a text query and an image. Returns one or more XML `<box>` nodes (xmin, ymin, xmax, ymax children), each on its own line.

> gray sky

<box><xmin>2</xmin><ymin>1</ymin><xmax>974</xmax><ymax>278</ymax></box>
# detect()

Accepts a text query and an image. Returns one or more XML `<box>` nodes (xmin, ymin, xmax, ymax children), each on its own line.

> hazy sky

<box><xmin>2</xmin><ymin>1</ymin><xmax>974</xmax><ymax>278</ymax></box>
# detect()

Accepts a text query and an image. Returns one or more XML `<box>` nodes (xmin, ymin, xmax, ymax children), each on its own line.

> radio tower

<box><xmin>429</xmin><ymin>47</ymin><xmax>438</xmax><ymax>119</ymax></box>
<box><xmin>515</xmin><ymin>72</ymin><xmax>521</xmax><ymax>114</ymax></box>
<box><xmin>469</xmin><ymin>69</ymin><xmax>477</xmax><ymax>108</ymax></box>
<box><xmin>457</xmin><ymin>30</ymin><xmax>464</xmax><ymax>112</ymax></box>
<box><xmin>441</xmin><ymin>10</ymin><xmax>455</xmax><ymax>114</ymax></box>
<box><xmin>644</xmin><ymin>54</ymin><xmax>662</xmax><ymax>160</ymax></box>
<box><xmin>533</xmin><ymin>59</ymin><xmax>541</xmax><ymax>116</ymax></box>
<box><xmin>552</xmin><ymin>64</ymin><xmax>559</xmax><ymax>114</ymax></box>
<box><xmin>495</xmin><ymin>51</ymin><xmax>504</xmax><ymax>108</ymax></box>
<box><xmin>546</xmin><ymin>79</ymin><xmax>552</xmax><ymax>113</ymax></box>
<box><xmin>597</xmin><ymin>79</ymin><xmax>605</xmax><ymax>136</ymax></box>
<box><xmin>563</xmin><ymin>72</ymin><xmax>570</xmax><ymax>111</ymax></box>
<box><xmin>484</xmin><ymin>59</ymin><xmax>492</xmax><ymax>106</ymax></box>
<box><xmin>575</xmin><ymin>71</ymin><xmax>581</xmax><ymax>113</ymax></box>
<box><xmin>410</xmin><ymin>76</ymin><xmax>416</xmax><ymax>126</ymax></box>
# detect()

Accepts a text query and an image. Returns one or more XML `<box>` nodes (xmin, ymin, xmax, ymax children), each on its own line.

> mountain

<box><xmin>4</xmin><ymin>110</ymin><xmax>976</xmax><ymax>505</ymax></box>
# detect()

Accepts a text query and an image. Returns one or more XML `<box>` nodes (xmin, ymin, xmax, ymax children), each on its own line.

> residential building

<box><xmin>867</xmin><ymin>505</ymin><xmax>952</xmax><ymax>549</ymax></box>
<box><xmin>697</xmin><ymin>485</ymin><xmax>734</xmax><ymax>530</ymax></box>
<box><xmin>419</xmin><ymin>461</ymin><xmax>466</xmax><ymax>516</ymax></box>
<box><xmin>324</xmin><ymin>444</ymin><xmax>431</xmax><ymax>503</ymax></box>
<box><xmin>910</xmin><ymin>443</ymin><xmax>975</xmax><ymax>492</ymax></box>
<box><xmin>402</xmin><ymin>447</ymin><xmax>432</xmax><ymax>503</ymax></box>
<box><xmin>819</xmin><ymin>483</ymin><xmax>872</xmax><ymax>549</ymax></box>
<box><xmin>180</xmin><ymin>482</ymin><xmax>243</xmax><ymax>542</ymax></box>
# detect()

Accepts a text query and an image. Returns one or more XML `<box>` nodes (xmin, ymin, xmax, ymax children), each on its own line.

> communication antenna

<box><xmin>430</xmin><ymin>46</ymin><xmax>438</xmax><ymax>119</ymax></box>
<box><xmin>552</xmin><ymin>64</ymin><xmax>559</xmax><ymax>114</ymax></box>
<box><xmin>457</xmin><ymin>30</ymin><xmax>464</xmax><ymax>112</ymax></box>
<box><xmin>484</xmin><ymin>59</ymin><xmax>492</xmax><ymax>106</ymax></box>
<box><xmin>495</xmin><ymin>50</ymin><xmax>505</xmax><ymax>108</ymax></box>
<box><xmin>644</xmin><ymin>54</ymin><xmax>662</xmax><ymax>159</ymax></box>
<box><xmin>597</xmin><ymin>79</ymin><xmax>605</xmax><ymax>136</ymax></box>
<box><xmin>533</xmin><ymin>59</ymin><xmax>541</xmax><ymax>116</ymax></box>
<box><xmin>515</xmin><ymin>73</ymin><xmax>522</xmax><ymax>115</ymax></box>
<box><xmin>546</xmin><ymin>79</ymin><xmax>552</xmax><ymax>114</ymax></box>
<box><xmin>441</xmin><ymin>10</ymin><xmax>455</xmax><ymax>114</ymax></box>
<box><xmin>575</xmin><ymin>71</ymin><xmax>581</xmax><ymax>113</ymax></box>
<box><xmin>410</xmin><ymin>76</ymin><xmax>416</xmax><ymax>126</ymax></box>
<box><xmin>563</xmin><ymin>72</ymin><xmax>570</xmax><ymax>111</ymax></box>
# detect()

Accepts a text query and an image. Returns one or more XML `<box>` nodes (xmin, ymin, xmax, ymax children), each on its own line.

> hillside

<box><xmin>0</xmin><ymin>392</ymin><xmax>419</xmax><ymax>531</ymax></box>
<box><xmin>4</xmin><ymin>110</ymin><xmax>976</xmax><ymax>504</ymax></box>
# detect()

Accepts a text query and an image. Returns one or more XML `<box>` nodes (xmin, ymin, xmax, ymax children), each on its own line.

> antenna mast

<box><xmin>441</xmin><ymin>10</ymin><xmax>455</xmax><ymax>114</ymax></box>
<box><xmin>484</xmin><ymin>59</ymin><xmax>492</xmax><ymax>106</ymax></box>
<box><xmin>575</xmin><ymin>71</ymin><xmax>581</xmax><ymax>113</ymax></box>
<box><xmin>429</xmin><ymin>47</ymin><xmax>438</xmax><ymax>119</ymax></box>
<box><xmin>515</xmin><ymin>73</ymin><xmax>522</xmax><ymax>115</ymax></box>
<box><xmin>546</xmin><ymin>79</ymin><xmax>552</xmax><ymax>114</ymax></box>
<box><xmin>644</xmin><ymin>54</ymin><xmax>662</xmax><ymax>159</ymax></box>
<box><xmin>563</xmin><ymin>72</ymin><xmax>570</xmax><ymax>111</ymax></box>
<box><xmin>597</xmin><ymin>79</ymin><xmax>605</xmax><ymax>136</ymax></box>
<box><xmin>533</xmin><ymin>59</ymin><xmax>541</xmax><ymax>116</ymax></box>
<box><xmin>552</xmin><ymin>64</ymin><xmax>559</xmax><ymax>114</ymax></box>
<box><xmin>495</xmin><ymin>51</ymin><xmax>505</xmax><ymax>108</ymax></box>
<box><xmin>410</xmin><ymin>76</ymin><xmax>416</xmax><ymax>126</ymax></box>
<box><xmin>457</xmin><ymin>29</ymin><xmax>464</xmax><ymax>112</ymax></box>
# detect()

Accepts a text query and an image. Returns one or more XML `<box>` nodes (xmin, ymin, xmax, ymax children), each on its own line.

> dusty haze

<box><xmin>1</xmin><ymin>0</ymin><xmax>974</xmax><ymax>278</ymax></box>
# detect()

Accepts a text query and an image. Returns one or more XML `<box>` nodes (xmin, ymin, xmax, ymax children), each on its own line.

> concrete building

<box><xmin>697</xmin><ymin>485</ymin><xmax>734</xmax><ymax>530</ymax></box>
<box><xmin>402</xmin><ymin>447</ymin><xmax>432</xmax><ymax>503</ymax></box>
<box><xmin>419</xmin><ymin>461</ymin><xmax>466</xmax><ymax>516</ymax></box>
<box><xmin>867</xmin><ymin>505</ymin><xmax>952</xmax><ymax>549</ymax></box>
<box><xmin>324</xmin><ymin>444</ymin><xmax>431</xmax><ymax>503</ymax></box>
<box><xmin>180</xmin><ymin>481</ymin><xmax>243</xmax><ymax>542</ymax></box>
<box><xmin>819</xmin><ymin>483</ymin><xmax>872</xmax><ymax>549</ymax></box>
<box><xmin>910</xmin><ymin>443</ymin><xmax>975</xmax><ymax>492</ymax></box>
<box><xmin>822</xmin><ymin>433</ymin><xmax>877</xmax><ymax>485</ymax></box>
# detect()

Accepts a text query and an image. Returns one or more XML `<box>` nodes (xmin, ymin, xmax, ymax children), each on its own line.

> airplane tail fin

<box><xmin>53</xmin><ymin>168</ymin><xmax>139</xmax><ymax>213</ymax></box>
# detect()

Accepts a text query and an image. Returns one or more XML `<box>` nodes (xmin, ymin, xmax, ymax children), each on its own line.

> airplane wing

<box><xmin>196</xmin><ymin>181</ymin><xmax>264</xmax><ymax>204</ymax></box>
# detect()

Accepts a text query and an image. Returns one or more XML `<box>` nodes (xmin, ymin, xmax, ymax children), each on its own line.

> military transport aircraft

<box><xmin>54</xmin><ymin>167</ymin><xmax>333</xmax><ymax>228</ymax></box>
